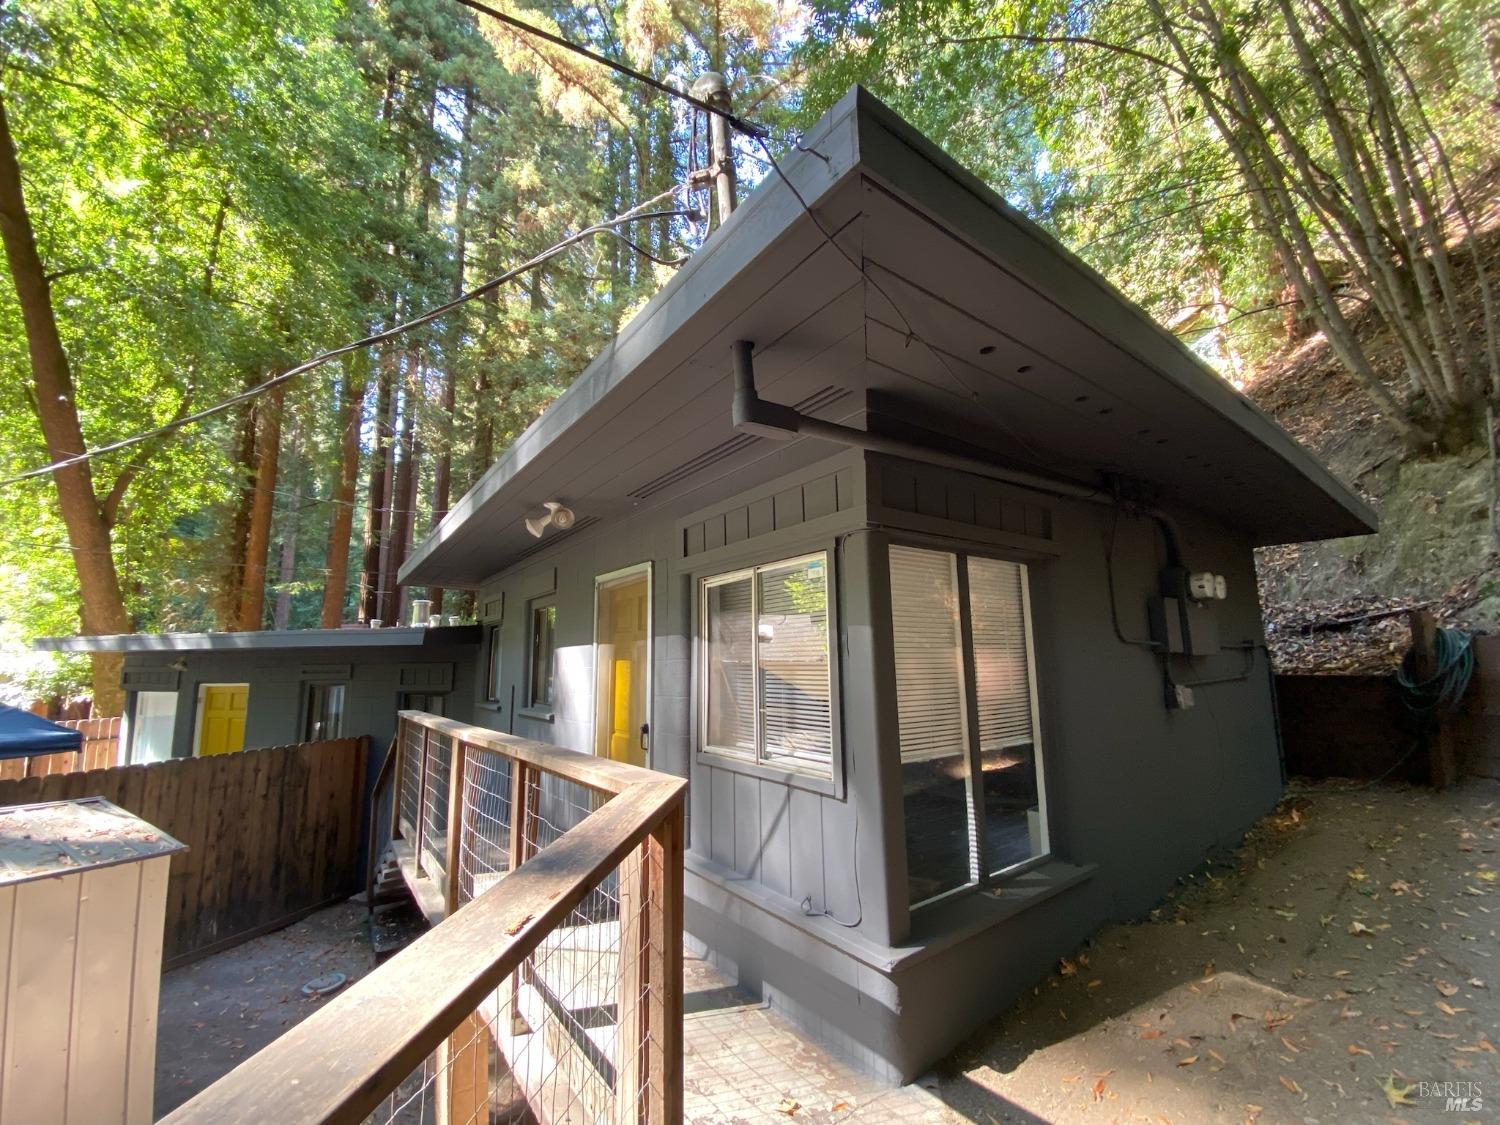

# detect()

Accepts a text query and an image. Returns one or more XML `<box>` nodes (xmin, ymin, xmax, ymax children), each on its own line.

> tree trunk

<box><xmin>359</xmin><ymin>345</ymin><xmax>396</xmax><ymax>623</ymax></box>
<box><xmin>320</xmin><ymin>357</ymin><xmax>368</xmax><ymax>627</ymax></box>
<box><xmin>0</xmin><ymin>91</ymin><xmax>129</xmax><ymax>711</ymax></box>
<box><xmin>272</xmin><ymin>469</ymin><xmax>300</xmax><ymax>631</ymax></box>
<box><xmin>383</xmin><ymin>365</ymin><xmax>419</xmax><ymax>626</ymax></box>
<box><xmin>235</xmin><ymin>381</ymin><xmax>286</xmax><ymax>631</ymax></box>
<box><xmin>430</xmin><ymin>90</ymin><xmax>474</xmax><ymax>616</ymax></box>
<box><xmin>215</xmin><ymin>370</ymin><xmax>260</xmax><ymax>628</ymax></box>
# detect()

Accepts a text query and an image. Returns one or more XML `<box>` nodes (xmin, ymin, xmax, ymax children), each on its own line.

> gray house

<box><xmin>396</xmin><ymin>89</ymin><xmax>1374</xmax><ymax>1081</ymax></box>
<box><xmin>35</xmin><ymin>627</ymin><xmax>479</xmax><ymax>782</ymax></box>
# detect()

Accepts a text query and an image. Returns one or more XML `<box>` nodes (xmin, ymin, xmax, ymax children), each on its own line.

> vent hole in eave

<box><xmin>1016</xmin><ymin>364</ymin><xmax>1033</xmax><ymax>373</ymax></box>
<box><xmin>979</xmin><ymin>344</ymin><xmax>997</xmax><ymax>355</ymax></box>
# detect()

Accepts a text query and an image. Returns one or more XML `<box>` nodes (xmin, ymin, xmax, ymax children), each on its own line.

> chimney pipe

<box><xmin>690</xmin><ymin>72</ymin><xmax>737</xmax><ymax>226</ymax></box>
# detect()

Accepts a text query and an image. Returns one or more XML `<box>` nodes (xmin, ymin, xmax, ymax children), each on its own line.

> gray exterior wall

<box><xmin>469</xmin><ymin>447</ymin><xmax>1281</xmax><ymax>1082</ymax></box>
<box><xmin>119</xmin><ymin>641</ymin><xmax>479</xmax><ymax>797</ymax></box>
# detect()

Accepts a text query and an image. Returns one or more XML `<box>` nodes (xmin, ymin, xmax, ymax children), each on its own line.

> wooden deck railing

<box><xmin>163</xmin><ymin>711</ymin><xmax>686</xmax><ymax>1125</ymax></box>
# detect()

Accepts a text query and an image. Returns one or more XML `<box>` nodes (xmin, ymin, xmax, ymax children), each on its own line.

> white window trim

<box><xmin>699</xmin><ymin>550</ymin><xmax>834</xmax><ymax>780</ymax></box>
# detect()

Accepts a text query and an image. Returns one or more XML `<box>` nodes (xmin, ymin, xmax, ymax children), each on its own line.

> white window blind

<box><xmin>888</xmin><ymin>545</ymin><xmax>968</xmax><ymax>764</ymax></box>
<box><xmin>758</xmin><ymin>558</ymin><xmax>831</xmax><ymax>768</ymax></box>
<box><xmin>702</xmin><ymin>554</ymin><xmax>832</xmax><ymax>775</ymax></box>
<box><xmin>967</xmin><ymin>556</ymin><xmax>1037</xmax><ymax>750</ymax></box>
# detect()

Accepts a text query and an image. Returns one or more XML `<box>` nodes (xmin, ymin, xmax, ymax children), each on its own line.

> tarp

<box><xmin>0</xmin><ymin>705</ymin><xmax>82</xmax><ymax>760</ymax></box>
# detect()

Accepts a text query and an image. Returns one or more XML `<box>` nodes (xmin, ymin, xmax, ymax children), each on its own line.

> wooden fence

<box><xmin>0</xmin><ymin>716</ymin><xmax>123</xmax><ymax>780</ymax></box>
<box><xmin>0</xmin><ymin>737</ymin><xmax>367</xmax><ymax>965</ymax></box>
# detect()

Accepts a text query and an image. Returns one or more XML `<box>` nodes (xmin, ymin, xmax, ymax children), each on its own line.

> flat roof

<box><xmin>33</xmin><ymin>624</ymin><xmax>482</xmax><ymax>654</ymax></box>
<box><xmin>0</xmin><ymin>798</ymin><xmax>186</xmax><ymax>887</ymax></box>
<box><xmin>401</xmin><ymin>86</ymin><xmax>1375</xmax><ymax>589</ymax></box>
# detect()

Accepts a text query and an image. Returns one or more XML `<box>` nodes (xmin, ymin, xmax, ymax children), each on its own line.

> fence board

<box><xmin>0</xmin><ymin>738</ymin><xmax>366</xmax><ymax>965</ymax></box>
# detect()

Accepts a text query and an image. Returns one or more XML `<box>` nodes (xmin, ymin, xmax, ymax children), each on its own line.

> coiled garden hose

<box><xmin>1396</xmin><ymin>627</ymin><xmax>1474</xmax><ymax>714</ymax></box>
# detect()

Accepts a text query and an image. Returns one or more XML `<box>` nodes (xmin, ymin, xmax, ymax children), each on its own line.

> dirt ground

<box><xmin>153</xmin><ymin>901</ymin><xmax>376</xmax><ymax>1118</ymax></box>
<box><xmin>928</xmin><ymin>779</ymin><xmax>1500</xmax><ymax>1124</ymax></box>
<box><xmin>152</xmin><ymin>781</ymin><xmax>1500</xmax><ymax>1123</ymax></box>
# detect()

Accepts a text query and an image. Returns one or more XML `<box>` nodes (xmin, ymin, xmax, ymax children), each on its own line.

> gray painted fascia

<box><xmin>845</xmin><ymin>88</ymin><xmax>1377</xmax><ymax>537</ymax></box>
<box><xmin>402</xmin><ymin>85</ymin><xmax>1374</xmax><ymax>589</ymax></box>
<box><xmin>399</xmin><ymin>90</ymin><xmax>869</xmax><ymax>589</ymax></box>
<box><xmin>33</xmin><ymin>625</ymin><xmax>482</xmax><ymax>653</ymax></box>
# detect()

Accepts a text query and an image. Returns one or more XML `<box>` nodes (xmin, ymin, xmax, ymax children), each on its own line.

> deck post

<box><xmin>444</xmin><ymin>739</ymin><xmax>470</xmax><ymax>912</ymax></box>
<box><xmin>614</xmin><ymin>841</ymin><xmax>646</xmax><ymax>1124</ymax></box>
<box><xmin>415</xmin><ymin>724</ymin><xmax>432</xmax><ymax>877</ymax></box>
<box><xmin>643</xmin><ymin>799</ymin><xmax>684</xmax><ymax>1122</ymax></box>
<box><xmin>506</xmin><ymin>760</ymin><xmax>533</xmax><ymax>1032</ymax></box>
<box><xmin>435</xmin><ymin>1009</ymin><xmax>492</xmax><ymax>1125</ymax></box>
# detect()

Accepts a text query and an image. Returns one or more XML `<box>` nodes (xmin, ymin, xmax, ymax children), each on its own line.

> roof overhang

<box><xmin>33</xmin><ymin>625</ymin><xmax>482</xmax><ymax>654</ymax></box>
<box><xmin>401</xmin><ymin>87</ymin><xmax>1375</xmax><ymax>590</ymax></box>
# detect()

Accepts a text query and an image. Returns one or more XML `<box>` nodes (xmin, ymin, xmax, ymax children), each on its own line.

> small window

<box><xmin>485</xmin><ymin>624</ymin><xmax>503</xmax><ymax>703</ymax></box>
<box><xmin>528</xmin><ymin>601</ymin><xmax>557</xmax><ymax>711</ymax></box>
<box><xmin>303</xmin><ymin>683</ymin><xmax>346</xmax><ymax>741</ymax></box>
<box><xmin>401</xmin><ymin>692</ymin><xmax>446</xmax><ymax>716</ymax></box>
<box><xmin>131</xmin><ymin>691</ymin><xmax>177</xmax><ymax>763</ymax></box>
<box><xmin>701</xmin><ymin>552</ymin><xmax>832</xmax><ymax>776</ymax></box>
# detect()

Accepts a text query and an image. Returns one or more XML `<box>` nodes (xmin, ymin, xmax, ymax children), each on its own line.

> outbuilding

<box><xmin>395</xmin><ymin>88</ymin><xmax>1375</xmax><ymax>1081</ymax></box>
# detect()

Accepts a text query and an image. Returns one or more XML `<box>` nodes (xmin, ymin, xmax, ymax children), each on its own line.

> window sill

<box><xmin>517</xmin><ymin>706</ymin><xmax>555</xmax><ymax>723</ymax></box>
<box><xmin>695</xmin><ymin>748</ymin><xmax>842</xmax><ymax>798</ymax></box>
<box><xmin>900</xmin><ymin>859</ymin><xmax>1097</xmax><ymax>968</ymax></box>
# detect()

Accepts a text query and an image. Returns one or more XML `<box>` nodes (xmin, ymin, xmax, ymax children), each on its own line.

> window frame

<box><xmin>696</xmin><ymin>549</ymin><xmax>841</xmax><ymax>791</ymax></box>
<box><xmin>886</xmin><ymin>538</ymin><xmax>1052</xmax><ymax>910</ymax></box>
<box><xmin>128</xmin><ymin>689</ymin><xmax>178</xmax><ymax>764</ymax></box>
<box><xmin>301</xmin><ymin>681</ymin><xmax>347</xmax><ymax>742</ymax></box>
<box><xmin>521</xmin><ymin>597</ymin><xmax>558</xmax><ymax>719</ymax></box>
<box><xmin>484</xmin><ymin>621</ymin><xmax>504</xmax><ymax>704</ymax></box>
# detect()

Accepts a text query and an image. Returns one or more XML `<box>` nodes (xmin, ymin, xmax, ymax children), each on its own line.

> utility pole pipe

<box><xmin>690</xmin><ymin>72</ymin><xmax>736</xmax><ymax>225</ymax></box>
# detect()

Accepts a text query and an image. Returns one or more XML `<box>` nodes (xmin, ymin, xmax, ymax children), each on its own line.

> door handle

<box><xmin>639</xmin><ymin>723</ymin><xmax>650</xmax><ymax>753</ymax></box>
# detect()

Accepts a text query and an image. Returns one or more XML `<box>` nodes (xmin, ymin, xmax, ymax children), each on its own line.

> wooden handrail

<box><xmin>394</xmin><ymin>710</ymin><xmax>662</xmax><ymax>797</ymax></box>
<box><xmin>166</xmin><ymin>715</ymin><xmax>687</xmax><ymax>1125</ymax></box>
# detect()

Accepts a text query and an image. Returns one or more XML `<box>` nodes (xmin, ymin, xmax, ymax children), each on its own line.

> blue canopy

<box><xmin>0</xmin><ymin>705</ymin><xmax>82</xmax><ymax>760</ymax></box>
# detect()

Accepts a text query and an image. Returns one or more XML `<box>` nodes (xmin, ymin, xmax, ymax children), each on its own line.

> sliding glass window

<box><xmin>889</xmin><ymin>545</ymin><xmax>1048</xmax><ymax>907</ymax></box>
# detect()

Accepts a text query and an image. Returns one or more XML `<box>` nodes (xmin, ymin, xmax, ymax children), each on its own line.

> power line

<box><xmin>0</xmin><ymin>189</ymin><xmax>695</xmax><ymax>489</ymax></box>
<box><xmin>451</xmin><ymin>0</ymin><xmax>768</xmax><ymax>139</ymax></box>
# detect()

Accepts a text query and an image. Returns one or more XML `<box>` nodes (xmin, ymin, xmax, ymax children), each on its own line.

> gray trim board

<box><xmin>35</xmin><ymin>625</ymin><xmax>482</xmax><ymax>653</ymax></box>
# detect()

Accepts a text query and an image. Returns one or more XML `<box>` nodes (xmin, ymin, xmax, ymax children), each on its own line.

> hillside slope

<box><xmin>1247</xmin><ymin>195</ymin><xmax>1500</xmax><ymax>672</ymax></box>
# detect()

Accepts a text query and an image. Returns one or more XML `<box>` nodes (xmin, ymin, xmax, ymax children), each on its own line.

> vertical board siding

<box><xmin>0</xmin><ymin>738</ymin><xmax>365</xmax><ymax>965</ymax></box>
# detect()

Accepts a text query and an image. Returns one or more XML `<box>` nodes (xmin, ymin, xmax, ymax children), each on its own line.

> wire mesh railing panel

<box><xmin>457</xmin><ymin>745</ymin><xmax>513</xmax><ymax>907</ymax></box>
<box><xmin>363</xmin><ymin>836</ymin><xmax>663</xmax><ymax>1125</ymax></box>
<box><xmin>523</xmin><ymin>770</ymin><xmax>611</xmax><ymax>857</ymax></box>
<box><xmin>398</xmin><ymin>721</ymin><xmax>423</xmax><ymax>840</ymax></box>
<box><xmin>421</xmin><ymin>733</ymin><xmax>453</xmax><ymax>879</ymax></box>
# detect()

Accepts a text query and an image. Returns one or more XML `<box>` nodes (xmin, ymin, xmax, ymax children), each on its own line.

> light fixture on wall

<box><xmin>525</xmin><ymin>501</ymin><xmax>576</xmax><ymax>538</ymax></box>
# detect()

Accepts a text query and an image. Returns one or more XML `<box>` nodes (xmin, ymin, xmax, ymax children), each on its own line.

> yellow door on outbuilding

<box><xmin>195</xmin><ymin>684</ymin><xmax>248</xmax><ymax>756</ymax></box>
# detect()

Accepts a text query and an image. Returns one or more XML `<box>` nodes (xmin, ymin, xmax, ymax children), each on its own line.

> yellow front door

<box><xmin>197</xmin><ymin>684</ymin><xmax>248</xmax><ymax>756</ymax></box>
<box><xmin>595</xmin><ymin>572</ymin><xmax>649</xmax><ymax>767</ymax></box>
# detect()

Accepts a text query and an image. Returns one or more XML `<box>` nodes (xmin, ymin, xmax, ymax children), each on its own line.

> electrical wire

<box><xmin>0</xmin><ymin>190</ymin><xmax>696</xmax><ymax>489</ymax></box>
<box><xmin>450</xmin><ymin>0</ymin><xmax>768</xmax><ymax>139</ymax></box>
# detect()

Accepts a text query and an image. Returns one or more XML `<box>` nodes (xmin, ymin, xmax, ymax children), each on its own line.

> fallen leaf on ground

<box><xmin>1265</xmin><ymin>1011</ymin><xmax>1294</xmax><ymax>1031</ymax></box>
<box><xmin>1380</xmin><ymin>1075</ymin><xmax>1416</xmax><ymax>1108</ymax></box>
<box><xmin>1348</xmin><ymin>920</ymin><xmax>1374</xmax><ymax>935</ymax></box>
<box><xmin>1281</xmin><ymin>1036</ymin><xmax>1300</xmax><ymax>1053</ymax></box>
<box><xmin>1059</xmin><ymin>957</ymin><xmax>1077</xmax><ymax>976</ymax></box>
<box><xmin>1279</xmin><ymin>1075</ymin><xmax>1302</xmax><ymax>1096</ymax></box>
<box><xmin>1348</xmin><ymin>1044</ymin><xmax>1373</xmax><ymax>1056</ymax></box>
<box><xmin>1436</xmin><ymin>980</ymin><xmax>1460</xmax><ymax>997</ymax></box>
<box><xmin>1092</xmin><ymin>1077</ymin><xmax>1107</xmax><ymax>1102</ymax></box>
<box><xmin>1436</xmin><ymin>1001</ymin><xmax>1466</xmax><ymax>1016</ymax></box>
<box><xmin>1140</xmin><ymin>1029</ymin><xmax>1164</xmax><ymax>1040</ymax></box>
<box><xmin>1177</xmin><ymin>1055</ymin><xmax>1199</xmax><ymax>1067</ymax></box>
<box><xmin>829</xmin><ymin>1100</ymin><xmax>851</xmax><ymax>1113</ymax></box>
<box><xmin>776</xmin><ymin>1098</ymin><xmax>800</xmax><ymax>1116</ymax></box>
<box><xmin>1207</xmin><ymin>1049</ymin><xmax>1226</xmax><ymax>1064</ymax></box>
